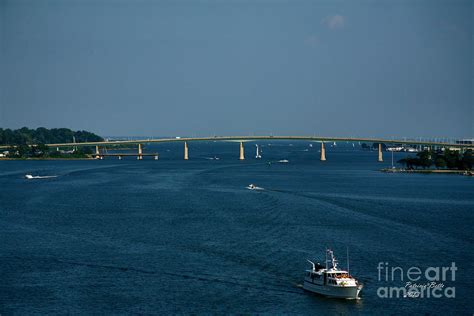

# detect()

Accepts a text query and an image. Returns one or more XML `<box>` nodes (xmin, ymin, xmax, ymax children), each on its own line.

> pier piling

<box><xmin>138</xmin><ymin>144</ymin><xmax>143</xmax><ymax>160</ymax></box>
<box><xmin>378</xmin><ymin>143</ymin><xmax>383</xmax><ymax>162</ymax></box>
<box><xmin>95</xmin><ymin>145</ymin><xmax>100</xmax><ymax>159</ymax></box>
<box><xmin>184</xmin><ymin>142</ymin><xmax>189</xmax><ymax>160</ymax></box>
<box><xmin>320</xmin><ymin>142</ymin><xmax>326</xmax><ymax>161</ymax></box>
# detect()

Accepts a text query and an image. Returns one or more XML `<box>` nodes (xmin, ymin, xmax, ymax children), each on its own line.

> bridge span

<box><xmin>1</xmin><ymin>135</ymin><xmax>471</xmax><ymax>162</ymax></box>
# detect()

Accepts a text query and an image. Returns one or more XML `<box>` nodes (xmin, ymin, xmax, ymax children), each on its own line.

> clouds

<box><xmin>304</xmin><ymin>14</ymin><xmax>345</xmax><ymax>48</ymax></box>
<box><xmin>322</xmin><ymin>15</ymin><xmax>345</xmax><ymax>30</ymax></box>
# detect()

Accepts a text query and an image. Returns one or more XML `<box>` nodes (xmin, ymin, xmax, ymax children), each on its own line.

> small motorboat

<box><xmin>246</xmin><ymin>184</ymin><xmax>264</xmax><ymax>190</ymax></box>
<box><xmin>278</xmin><ymin>159</ymin><xmax>289</xmax><ymax>163</ymax></box>
<box><xmin>25</xmin><ymin>174</ymin><xmax>57</xmax><ymax>179</ymax></box>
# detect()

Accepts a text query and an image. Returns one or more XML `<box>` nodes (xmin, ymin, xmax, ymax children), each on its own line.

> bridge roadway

<box><xmin>0</xmin><ymin>135</ymin><xmax>471</xmax><ymax>149</ymax></box>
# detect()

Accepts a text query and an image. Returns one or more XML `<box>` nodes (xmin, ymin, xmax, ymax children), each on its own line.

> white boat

<box><xmin>246</xmin><ymin>184</ymin><xmax>264</xmax><ymax>190</ymax></box>
<box><xmin>303</xmin><ymin>249</ymin><xmax>362</xmax><ymax>299</ymax></box>
<box><xmin>25</xmin><ymin>174</ymin><xmax>57</xmax><ymax>179</ymax></box>
<box><xmin>387</xmin><ymin>146</ymin><xmax>403</xmax><ymax>152</ymax></box>
<box><xmin>255</xmin><ymin>145</ymin><xmax>262</xmax><ymax>159</ymax></box>
<box><xmin>278</xmin><ymin>159</ymin><xmax>289</xmax><ymax>163</ymax></box>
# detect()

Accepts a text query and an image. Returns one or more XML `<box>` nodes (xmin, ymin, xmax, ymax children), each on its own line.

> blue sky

<box><xmin>1</xmin><ymin>0</ymin><xmax>472</xmax><ymax>138</ymax></box>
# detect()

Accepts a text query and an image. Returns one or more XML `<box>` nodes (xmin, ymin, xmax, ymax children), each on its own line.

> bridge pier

<box><xmin>320</xmin><ymin>142</ymin><xmax>326</xmax><ymax>161</ymax></box>
<box><xmin>95</xmin><ymin>145</ymin><xmax>100</xmax><ymax>159</ymax></box>
<box><xmin>378</xmin><ymin>143</ymin><xmax>383</xmax><ymax>162</ymax></box>
<box><xmin>239</xmin><ymin>141</ymin><xmax>245</xmax><ymax>160</ymax></box>
<box><xmin>184</xmin><ymin>142</ymin><xmax>189</xmax><ymax>160</ymax></box>
<box><xmin>137</xmin><ymin>144</ymin><xmax>143</xmax><ymax>160</ymax></box>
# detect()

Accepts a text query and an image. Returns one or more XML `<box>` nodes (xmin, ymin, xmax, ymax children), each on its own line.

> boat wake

<box><xmin>6</xmin><ymin>255</ymin><xmax>305</xmax><ymax>296</ymax></box>
<box><xmin>25</xmin><ymin>174</ymin><xmax>58</xmax><ymax>179</ymax></box>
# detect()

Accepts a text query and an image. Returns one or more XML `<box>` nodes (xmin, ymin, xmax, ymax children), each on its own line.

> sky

<box><xmin>0</xmin><ymin>0</ymin><xmax>472</xmax><ymax>138</ymax></box>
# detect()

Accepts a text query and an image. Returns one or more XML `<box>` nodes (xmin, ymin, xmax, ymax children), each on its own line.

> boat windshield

<box><xmin>329</xmin><ymin>273</ymin><xmax>350</xmax><ymax>278</ymax></box>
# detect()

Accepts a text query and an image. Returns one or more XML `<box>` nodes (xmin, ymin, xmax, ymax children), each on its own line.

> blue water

<box><xmin>1</xmin><ymin>142</ymin><xmax>473</xmax><ymax>314</ymax></box>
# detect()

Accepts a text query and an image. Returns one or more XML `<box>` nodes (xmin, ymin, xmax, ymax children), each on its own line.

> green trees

<box><xmin>0</xmin><ymin>127</ymin><xmax>103</xmax><ymax>158</ymax></box>
<box><xmin>434</xmin><ymin>156</ymin><xmax>447</xmax><ymax>169</ymax></box>
<box><xmin>461</xmin><ymin>150</ymin><xmax>474</xmax><ymax>170</ymax></box>
<box><xmin>444</xmin><ymin>149</ymin><xmax>459</xmax><ymax>169</ymax></box>
<box><xmin>397</xmin><ymin>149</ymin><xmax>472</xmax><ymax>170</ymax></box>
<box><xmin>32</xmin><ymin>144</ymin><xmax>50</xmax><ymax>157</ymax></box>
<box><xmin>0</xmin><ymin>127</ymin><xmax>103</xmax><ymax>146</ymax></box>
<box><xmin>416</xmin><ymin>151</ymin><xmax>432</xmax><ymax>169</ymax></box>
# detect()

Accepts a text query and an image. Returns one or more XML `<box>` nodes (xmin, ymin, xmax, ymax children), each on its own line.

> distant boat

<box><xmin>387</xmin><ymin>147</ymin><xmax>403</xmax><ymax>152</ymax></box>
<box><xmin>255</xmin><ymin>145</ymin><xmax>262</xmax><ymax>159</ymax></box>
<box><xmin>25</xmin><ymin>174</ymin><xmax>57</xmax><ymax>179</ymax></box>
<box><xmin>246</xmin><ymin>184</ymin><xmax>264</xmax><ymax>190</ymax></box>
<box><xmin>309</xmin><ymin>144</ymin><xmax>313</xmax><ymax>148</ymax></box>
<box><xmin>278</xmin><ymin>159</ymin><xmax>289</xmax><ymax>163</ymax></box>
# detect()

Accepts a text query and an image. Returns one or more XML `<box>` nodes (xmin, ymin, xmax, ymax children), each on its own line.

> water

<box><xmin>1</xmin><ymin>142</ymin><xmax>472</xmax><ymax>314</ymax></box>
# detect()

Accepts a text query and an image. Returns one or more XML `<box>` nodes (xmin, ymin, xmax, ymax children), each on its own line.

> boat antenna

<box><xmin>346</xmin><ymin>246</ymin><xmax>350</xmax><ymax>274</ymax></box>
<box><xmin>325</xmin><ymin>248</ymin><xmax>328</xmax><ymax>270</ymax></box>
<box><xmin>307</xmin><ymin>260</ymin><xmax>316</xmax><ymax>272</ymax></box>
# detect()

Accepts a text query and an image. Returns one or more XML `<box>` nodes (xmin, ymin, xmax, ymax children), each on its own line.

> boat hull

<box><xmin>303</xmin><ymin>281</ymin><xmax>361</xmax><ymax>299</ymax></box>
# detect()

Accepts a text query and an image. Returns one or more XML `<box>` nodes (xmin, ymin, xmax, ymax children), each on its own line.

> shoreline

<box><xmin>0</xmin><ymin>157</ymin><xmax>95</xmax><ymax>161</ymax></box>
<box><xmin>381</xmin><ymin>168</ymin><xmax>472</xmax><ymax>175</ymax></box>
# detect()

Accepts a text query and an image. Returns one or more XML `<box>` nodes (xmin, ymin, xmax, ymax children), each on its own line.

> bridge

<box><xmin>1</xmin><ymin>135</ymin><xmax>472</xmax><ymax>161</ymax></box>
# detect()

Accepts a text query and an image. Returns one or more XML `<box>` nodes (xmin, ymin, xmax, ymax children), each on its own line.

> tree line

<box><xmin>0</xmin><ymin>127</ymin><xmax>103</xmax><ymax>145</ymax></box>
<box><xmin>0</xmin><ymin>127</ymin><xmax>103</xmax><ymax>158</ymax></box>
<box><xmin>398</xmin><ymin>149</ymin><xmax>473</xmax><ymax>170</ymax></box>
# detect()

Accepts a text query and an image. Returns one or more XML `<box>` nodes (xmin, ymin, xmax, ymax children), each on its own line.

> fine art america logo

<box><xmin>377</xmin><ymin>262</ymin><xmax>457</xmax><ymax>298</ymax></box>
